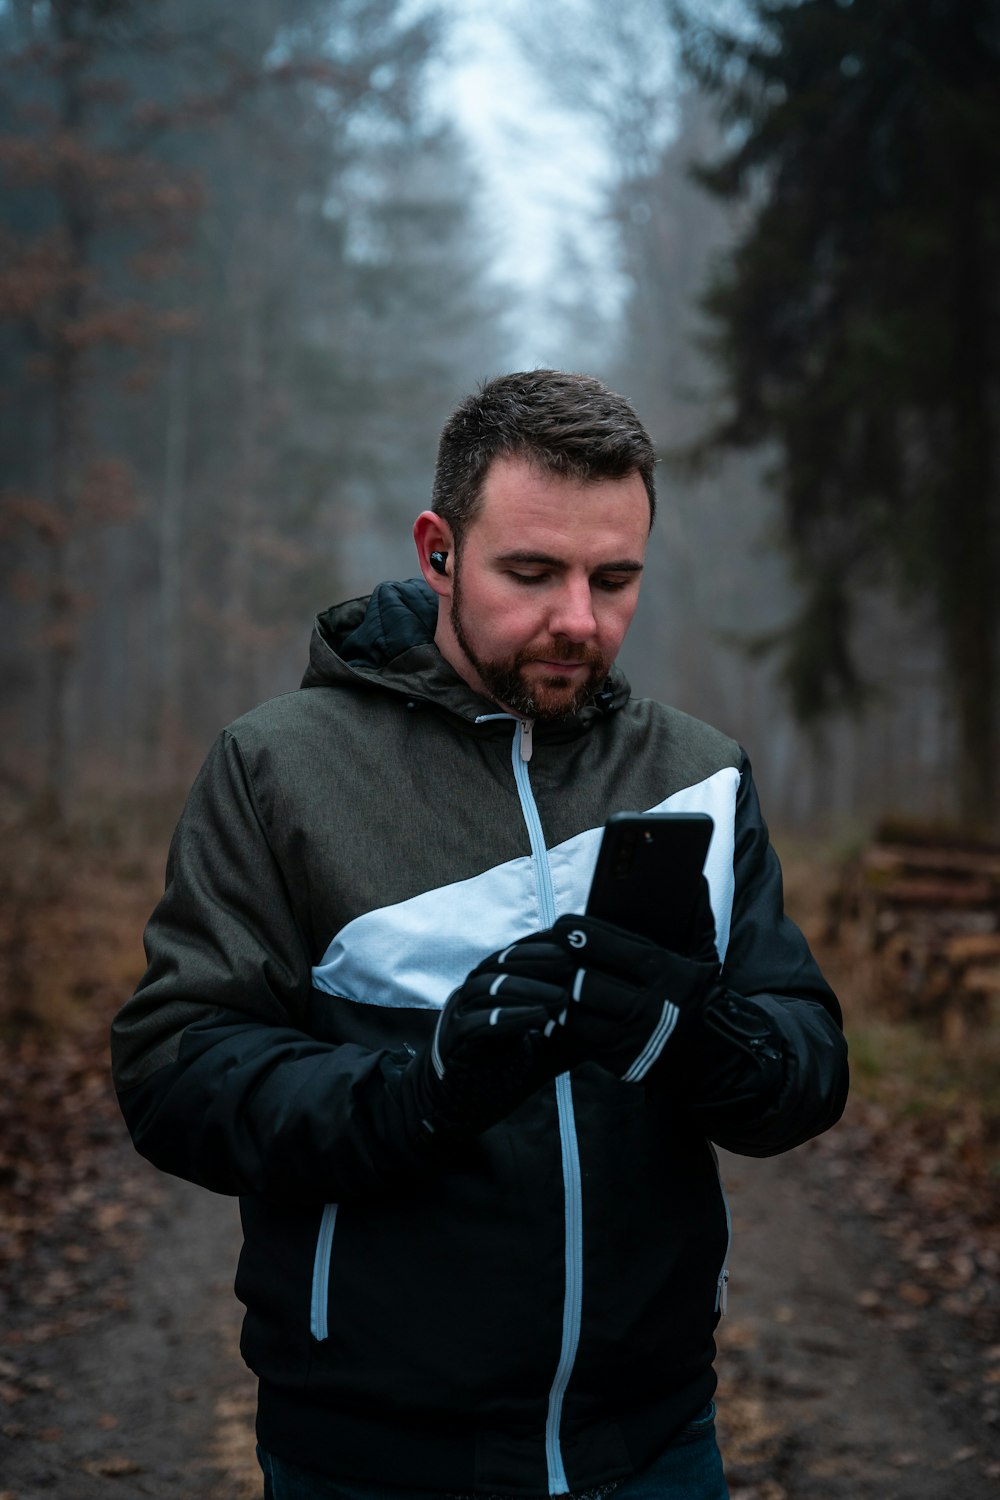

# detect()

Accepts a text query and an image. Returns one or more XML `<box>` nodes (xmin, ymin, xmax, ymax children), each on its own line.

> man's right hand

<box><xmin>398</xmin><ymin>940</ymin><xmax>572</xmax><ymax>1146</ymax></box>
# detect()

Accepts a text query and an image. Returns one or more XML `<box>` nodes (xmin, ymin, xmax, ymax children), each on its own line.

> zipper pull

<box><xmin>519</xmin><ymin>718</ymin><xmax>534</xmax><ymax>762</ymax></box>
<box><xmin>717</xmin><ymin>1268</ymin><xmax>729</xmax><ymax>1315</ymax></box>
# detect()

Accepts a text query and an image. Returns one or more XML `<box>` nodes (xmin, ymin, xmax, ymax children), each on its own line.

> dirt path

<box><xmin>715</xmin><ymin>1140</ymin><xmax>998</xmax><ymax>1498</ymax></box>
<box><xmin>1</xmin><ymin>1154</ymin><xmax>258</xmax><ymax>1500</ymax></box>
<box><xmin>1</xmin><ymin>1125</ymin><xmax>997</xmax><ymax>1500</ymax></box>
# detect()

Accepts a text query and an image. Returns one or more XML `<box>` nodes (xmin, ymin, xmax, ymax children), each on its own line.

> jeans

<box><xmin>257</xmin><ymin>1402</ymin><xmax>729</xmax><ymax>1500</ymax></box>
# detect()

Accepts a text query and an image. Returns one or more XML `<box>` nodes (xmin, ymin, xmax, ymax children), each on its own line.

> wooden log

<box><xmin>830</xmin><ymin>831</ymin><xmax>1000</xmax><ymax>1026</ymax></box>
<box><xmin>962</xmin><ymin>965</ymin><xmax>1000</xmax><ymax>997</ymax></box>
<box><xmin>945</xmin><ymin>933</ymin><xmax>1000</xmax><ymax>965</ymax></box>
<box><xmin>860</xmin><ymin>844</ymin><xmax>1000</xmax><ymax>880</ymax></box>
<box><xmin>866</xmin><ymin>876</ymin><xmax>995</xmax><ymax>909</ymax></box>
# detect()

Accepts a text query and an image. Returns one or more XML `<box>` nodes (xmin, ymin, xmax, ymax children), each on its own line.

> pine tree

<box><xmin>674</xmin><ymin>0</ymin><xmax>1000</xmax><ymax>828</ymax></box>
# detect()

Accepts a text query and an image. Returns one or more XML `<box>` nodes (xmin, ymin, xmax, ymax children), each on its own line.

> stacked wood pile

<box><xmin>830</xmin><ymin>828</ymin><xmax>1000</xmax><ymax>1038</ymax></box>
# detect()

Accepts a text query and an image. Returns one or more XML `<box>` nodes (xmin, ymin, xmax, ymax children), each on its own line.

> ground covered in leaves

<box><xmin>0</xmin><ymin>811</ymin><xmax>997</xmax><ymax>1497</ymax></box>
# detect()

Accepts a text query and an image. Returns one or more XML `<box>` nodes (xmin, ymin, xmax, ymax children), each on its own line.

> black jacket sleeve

<box><xmin>681</xmin><ymin>755</ymin><xmax>849</xmax><ymax>1156</ymax></box>
<box><xmin>111</xmin><ymin>730</ymin><xmax>422</xmax><ymax>1203</ymax></box>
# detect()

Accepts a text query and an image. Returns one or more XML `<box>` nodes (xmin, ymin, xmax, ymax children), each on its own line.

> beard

<box><xmin>450</xmin><ymin>573</ymin><xmax>609</xmax><ymax>720</ymax></box>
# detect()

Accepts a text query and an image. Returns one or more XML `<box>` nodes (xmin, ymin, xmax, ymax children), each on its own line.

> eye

<box><xmin>509</xmin><ymin>570</ymin><xmax>550</xmax><ymax>586</ymax></box>
<box><xmin>594</xmin><ymin>575</ymin><xmax>633</xmax><ymax>593</ymax></box>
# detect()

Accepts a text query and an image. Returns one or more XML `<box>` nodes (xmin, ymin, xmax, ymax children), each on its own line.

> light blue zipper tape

<box><xmin>507</xmin><ymin>725</ymin><xmax>582</xmax><ymax>1493</ymax></box>
<box><xmin>510</xmin><ymin>729</ymin><xmax>556</xmax><ymax>926</ymax></box>
<box><xmin>545</xmin><ymin>1072</ymin><xmax>583</xmax><ymax>1494</ymax></box>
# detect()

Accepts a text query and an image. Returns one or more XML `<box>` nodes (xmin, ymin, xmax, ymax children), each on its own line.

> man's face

<box><xmin>436</xmin><ymin>455</ymin><xmax>650</xmax><ymax>719</ymax></box>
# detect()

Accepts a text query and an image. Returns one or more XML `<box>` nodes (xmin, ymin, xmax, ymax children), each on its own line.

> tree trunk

<box><xmin>944</xmin><ymin>122</ymin><xmax>998</xmax><ymax>833</ymax></box>
<box><xmin>221</xmin><ymin>238</ymin><xmax>265</xmax><ymax>722</ymax></box>
<box><xmin>157</xmin><ymin>335</ymin><xmax>191</xmax><ymax>783</ymax></box>
<box><xmin>39</xmin><ymin>0</ymin><xmax>91</xmax><ymax>821</ymax></box>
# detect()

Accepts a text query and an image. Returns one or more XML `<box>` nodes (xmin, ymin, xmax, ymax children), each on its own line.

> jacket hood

<box><xmin>300</xmin><ymin>578</ymin><xmax>631</xmax><ymax>726</ymax></box>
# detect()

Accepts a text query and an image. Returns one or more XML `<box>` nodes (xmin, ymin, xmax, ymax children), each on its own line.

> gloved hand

<box><xmin>494</xmin><ymin>912</ymin><xmax>724</xmax><ymax>1085</ymax></box>
<box><xmin>397</xmin><ymin>939</ymin><xmax>571</xmax><ymax>1147</ymax></box>
<box><xmin>495</xmin><ymin>890</ymin><xmax>786</xmax><ymax>1104</ymax></box>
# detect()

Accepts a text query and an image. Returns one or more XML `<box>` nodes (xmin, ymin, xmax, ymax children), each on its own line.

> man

<box><xmin>112</xmin><ymin>370</ymin><xmax>848</xmax><ymax>1500</ymax></box>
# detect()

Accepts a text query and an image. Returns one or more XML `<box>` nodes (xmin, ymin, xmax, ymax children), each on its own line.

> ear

<box><xmin>413</xmin><ymin>511</ymin><xmax>455</xmax><ymax>598</ymax></box>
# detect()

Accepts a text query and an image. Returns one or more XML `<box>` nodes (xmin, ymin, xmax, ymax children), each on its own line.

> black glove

<box><xmin>496</xmin><ymin>901</ymin><xmax>786</xmax><ymax>1105</ymax></box>
<box><xmin>495</xmin><ymin>913</ymin><xmax>724</xmax><ymax>1085</ymax></box>
<box><xmin>397</xmin><ymin>939</ymin><xmax>571</xmax><ymax>1147</ymax></box>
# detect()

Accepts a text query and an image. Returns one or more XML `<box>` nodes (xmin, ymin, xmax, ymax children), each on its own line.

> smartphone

<box><xmin>585</xmin><ymin>811</ymin><xmax>714</xmax><ymax>953</ymax></box>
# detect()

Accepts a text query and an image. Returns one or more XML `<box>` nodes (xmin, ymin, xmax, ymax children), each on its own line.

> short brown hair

<box><xmin>432</xmin><ymin>370</ymin><xmax>657</xmax><ymax>546</ymax></box>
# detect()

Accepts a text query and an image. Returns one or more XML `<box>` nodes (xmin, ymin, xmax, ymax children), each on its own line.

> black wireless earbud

<box><xmin>429</xmin><ymin>550</ymin><xmax>449</xmax><ymax>576</ymax></box>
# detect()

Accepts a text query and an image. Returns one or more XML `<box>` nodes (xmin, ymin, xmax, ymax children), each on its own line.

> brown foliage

<box><xmin>0</xmin><ymin>809</ymin><xmax>165</xmax><ymax>1319</ymax></box>
<box><xmin>784</xmin><ymin>841</ymin><xmax>1000</xmax><ymax>1340</ymax></box>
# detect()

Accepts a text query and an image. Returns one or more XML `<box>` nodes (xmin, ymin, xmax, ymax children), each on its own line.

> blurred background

<box><xmin>1</xmin><ymin>0</ymin><xmax>996</xmax><ymax>833</ymax></box>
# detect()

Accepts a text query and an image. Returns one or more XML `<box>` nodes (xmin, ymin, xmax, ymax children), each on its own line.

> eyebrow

<box><xmin>495</xmin><ymin>550</ymin><xmax>644</xmax><ymax>574</ymax></box>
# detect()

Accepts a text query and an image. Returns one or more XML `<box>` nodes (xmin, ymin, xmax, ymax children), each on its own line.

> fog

<box><xmin>1</xmin><ymin>0</ymin><xmax>995</xmax><ymax>832</ymax></box>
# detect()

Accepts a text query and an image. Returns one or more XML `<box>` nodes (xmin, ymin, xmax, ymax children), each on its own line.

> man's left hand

<box><xmin>500</xmin><ymin>913</ymin><xmax>785</xmax><ymax>1099</ymax></box>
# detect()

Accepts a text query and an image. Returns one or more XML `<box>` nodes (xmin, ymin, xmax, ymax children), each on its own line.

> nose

<box><xmin>549</xmin><ymin>577</ymin><xmax>597</xmax><ymax>643</ymax></box>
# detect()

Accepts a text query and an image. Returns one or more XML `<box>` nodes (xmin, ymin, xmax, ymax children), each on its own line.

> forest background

<box><xmin>3</xmin><ymin>0</ymin><xmax>997</xmax><ymax>835</ymax></box>
<box><xmin>0</xmin><ymin>1</ymin><xmax>998</xmax><ymax>1491</ymax></box>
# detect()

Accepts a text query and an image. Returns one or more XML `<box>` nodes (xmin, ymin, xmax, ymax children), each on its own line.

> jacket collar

<box><xmin>301</xmin><ymin>578</ymin><xmax>631</xmax><ymax>729</ymax></box>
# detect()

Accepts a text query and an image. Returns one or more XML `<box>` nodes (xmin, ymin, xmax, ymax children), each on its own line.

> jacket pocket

<box><xmin>709</xmin><ymin>1145</ymin><xmax>732</xmax><ymax>1314</ymax></box>
<box><xmin>310</xmin><ymin>1202</ymin><xmax>339</xmax><ymax>1341</ymax></box>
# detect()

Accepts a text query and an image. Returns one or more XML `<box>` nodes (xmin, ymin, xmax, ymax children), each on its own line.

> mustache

<box><xmin>519</xmin><ymin>642</ymin><xmax>603</xmax><ymax>665</ymax></box>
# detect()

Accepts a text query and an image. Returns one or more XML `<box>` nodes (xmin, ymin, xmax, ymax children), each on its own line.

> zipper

<box><xmin>310</xmin><ymin>1202</ymin><xmax>339</xmax><ymax>1341</ymax></box>
<box><xmin>545</xmin><ymin>1072</ymin><xmax>583</xmax><ymax>1494</ymax></box>
<box><xmin>504</xmin><ymin>722</ymin><xmax>582</xmax><ymax>1494</ymax></box>
<box><xmin>474</xmin><ymin>713</ymin><xmax>553</xmax><ymax>919</ymax></box>
<box><xmin>709</xmin><ymin>1144</ymin><xmax>732</xmax><ymax>1315</ymax></box>
<box><xmin>508</xmin><ymin>724</ymin><xmax>555</xmax><ymax>926</ymax></box>
<box><xmin>467</xmin><ymin>716</ymin><xmax>586</xmax><ymax>1489</ymax></box>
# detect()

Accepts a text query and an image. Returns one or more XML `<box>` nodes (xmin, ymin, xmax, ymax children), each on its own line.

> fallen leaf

<box><xmin>82</xmin><ymin>1454</ymin><xmax>143</xmax><ymax>1477</ymax></box>
<box><xmin>94</xmin><ymin>1203</ymin><xmax>128</xmax><ymax>1231</ymax></box>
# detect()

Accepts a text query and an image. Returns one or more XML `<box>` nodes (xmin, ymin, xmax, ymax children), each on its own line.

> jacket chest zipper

<box><xmin>509</xmin><ymin>724</ymin><xmax>554</xmax><ymax>927</ymax></box>
<box><xmin>507</xmin><ymin>721</ymin><xmax>581</xmax><ymax>1495</ymax></box>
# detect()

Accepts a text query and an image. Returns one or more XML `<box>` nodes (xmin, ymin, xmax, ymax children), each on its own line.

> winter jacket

<box><xmin>111</xmin><ymin>578</ymin><xmax>848</xmax><ymax>1498</ymax></box>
